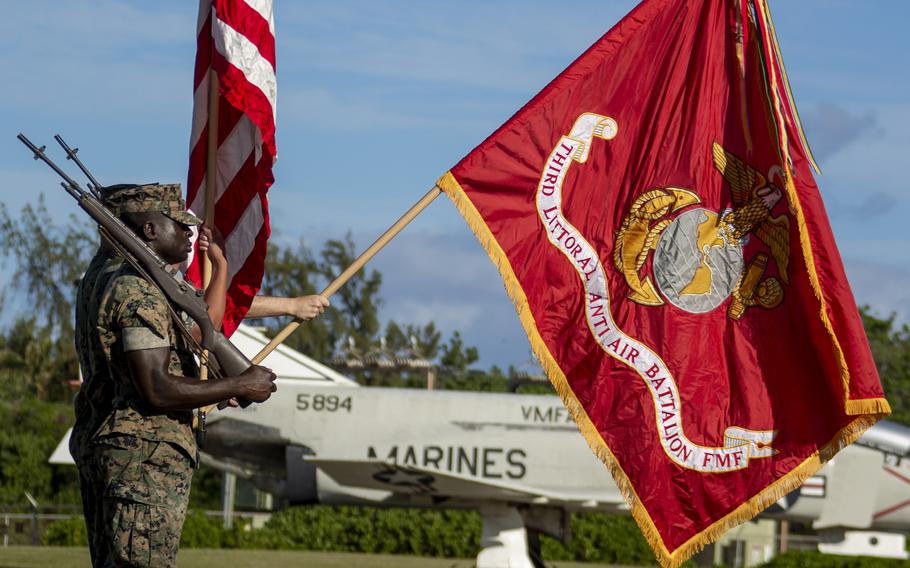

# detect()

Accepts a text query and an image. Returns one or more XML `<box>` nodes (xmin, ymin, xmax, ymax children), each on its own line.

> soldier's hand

<box><xmin>288</xmin><ymin>295</ymin><xmax>330</xmax><ymax>321</ymax></box>
<box><xmin>216</xmin><ymin>397</ymin><xmax>241</xmax><ymax>410</ymax></box>
<box><xmin>198</xmin><ymin>224</ymin><xmax>227</xmax><ymax>267</ymax></box>
<box><xmin>237</xmin><ymin>365</ymin><xmax>278</xmax><ymax>403</ymax></box>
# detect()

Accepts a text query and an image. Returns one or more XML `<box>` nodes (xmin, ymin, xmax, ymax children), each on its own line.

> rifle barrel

<box><xmin>17</xmin><ymin>133</ymin><xmax>86</xmax><ymax>198</ymax></box>
<box><xmin>54</xmin><ymin>134</ymin><xmax>103</xmax><ymax>198</ymax></box>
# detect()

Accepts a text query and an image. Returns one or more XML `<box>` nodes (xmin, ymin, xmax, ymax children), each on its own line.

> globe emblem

<box><xmin>653</xmin><ymin>208</ymin><xmax>744</xmax><ymax>313</ymax></box>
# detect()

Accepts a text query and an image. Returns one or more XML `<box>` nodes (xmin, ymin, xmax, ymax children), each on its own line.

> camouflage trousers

<box><xmin>76</xmin><ymin>435</ymin><xmax>194</xmax><ymax>567</ymax></box>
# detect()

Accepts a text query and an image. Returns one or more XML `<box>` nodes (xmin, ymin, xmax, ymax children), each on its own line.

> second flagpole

<box><xmin>199</xmin><ymin>70</ymin><xmax>219</xmax><ymax>387</ymax></box>
<box><xmin>251</xmin><ymin>185</ymin><xmax>442</xmax><ymax>364</ymax></box>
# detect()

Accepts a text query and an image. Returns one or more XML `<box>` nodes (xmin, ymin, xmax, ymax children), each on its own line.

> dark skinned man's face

<box><xmin>147</xmin><ymin>213</ymin><xmax>194</xmax><ymax>265</ymax></box>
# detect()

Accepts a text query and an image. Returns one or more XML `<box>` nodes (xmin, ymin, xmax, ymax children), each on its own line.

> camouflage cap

<box><xmin>101</xmin><ymin>183</ymin><xmax>201</xmax><ymax>226</ymax></box>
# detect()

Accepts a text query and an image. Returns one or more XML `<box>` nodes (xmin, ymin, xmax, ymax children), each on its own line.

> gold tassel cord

<box><xmin>755</xmin><ymin>0</ymin><xmax>821</xmax><ymax>174</ymax></box>
<box><xmin>733</xmin><ymin>0</ymin><xmax>754</xmax><ymax>154</ymax></box>
<box><xmin>752</xmin><ymin>4</ymin><xmax>792</xmax><ymax>169</ymax></box>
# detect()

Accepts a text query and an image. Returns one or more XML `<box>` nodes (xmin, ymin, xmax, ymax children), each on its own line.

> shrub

<box><xmin>42</xmin><ymin>516</ymin><xmax>88</xmax><ymax>547</ymax></box>
<box><xmin>180</xmin><ymin>510</ymin><xmax>228</xmax><ymax>548</ymax></box>
<box><xmin>242</xmin><ymin>506</ymin><xmax>482</xmax><ymax>558</ymax></box>
<box><xmin>541</xmin><ymin>513</ymin><xmax>657</xmax><ymax>564</ymax></box>
<box><xmin>235</xmin><ymin>506</ymin><xmax>656</xmax><ymax>564</ymax></box>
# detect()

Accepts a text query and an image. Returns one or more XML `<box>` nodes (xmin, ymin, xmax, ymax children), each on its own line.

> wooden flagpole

<box><xmin>250</xmin><ymin>185</ymin><xmax>442</xmax><ymax>364</ymax></box>
<box><xmin>199</xmin><ymin>70</ymin><xmax>219</xmax><ymax>383</ymax></box>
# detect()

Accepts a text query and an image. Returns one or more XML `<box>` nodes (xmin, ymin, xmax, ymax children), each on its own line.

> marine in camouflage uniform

<box><xmin>73</xmin><ymin>184</ymin><xmax>203</xmax><ymax>567</ymax></box>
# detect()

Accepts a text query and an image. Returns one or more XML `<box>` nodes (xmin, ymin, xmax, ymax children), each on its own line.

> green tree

<box><xmin>317</xmin><ymin>234</ymin><xmax>383</xmax><ymax>351</ymax></box>
<box><xmin>437</xmin><ymin>331</ymin><xmax>483</xmax><ymax>390</ymax></box>
<box><xmin>0</xmin><ymin>198</ymin><xmax>93</xmax><ymax>401</ymax></box>
<box><xmin>371</xmin><ymin>319</ymin><xmax>442</xmax><ymax>388</ymax></box>
<box><xmin>0</xmin><ymin>317</ymin><xmax>79</xmax><ymax>401</ymax></box>
<box><xmin>260</xmin><ymin>235</ymin><xmax>483</xmax><ymax>389</ymax></box>
<box><xmin>541</xmin><ymin>513</ymin><xmax>657</xmax><ymax>564</ymax></box>
<box><xmin>0</xmin><ymin>197</ymin><xmax>95</xmax><ymax>341</ymax></box>
<box><xmin>258</xmin><ymin>240</ymin><xmax>333</xmax><ymax>361</ymax></box>
<box><xmin>0</xmin><ymin>395</ymin><xmax>80</xmax><ymax>505</ymax></box>
<box><xmin>861</xmin><ymin>308</ymin><xmax>910</xmax><ymax>425</ymax></box>
<box><xmin>439</xmin><ymin>331</ymin><xmax>479</xmax><ymax>373</ymax></box>
<box><xmin>383</xmin><ymin>320</ymin><xmax>440</xmax><ymax>360</ymax></box>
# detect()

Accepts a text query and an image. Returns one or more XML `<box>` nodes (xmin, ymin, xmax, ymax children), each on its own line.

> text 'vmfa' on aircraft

<box><xmin>51</xmin><ymin>324</ymin><xmax>910</xmax><ymax>568</ymax></box>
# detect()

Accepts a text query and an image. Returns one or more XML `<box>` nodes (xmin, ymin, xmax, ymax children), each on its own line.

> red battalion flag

<box><xmin>186</xmin><ymin>0</ymin><xmax>277</xmax><ymax>336</ymax></box>
<box><xmin>436</xmin><ymin>0</ymin><xmax>890</xmax><ymax>565</ymax></box>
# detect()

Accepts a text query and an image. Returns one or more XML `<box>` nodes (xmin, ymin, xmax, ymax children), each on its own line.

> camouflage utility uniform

<box><xmin>72</xmin><ymin>184</ymin><xmax>201</xmax><ymax>567</ymax></box>
<box><xmin>72</xmin><ymin>247</ymin><xmax>122</xmax><ymax>563</ymax></box>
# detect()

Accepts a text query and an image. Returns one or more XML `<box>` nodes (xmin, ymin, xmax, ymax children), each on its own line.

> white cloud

<box><xmin>817</xmin><ymin>104</ymin><xmax>910</xmax><ymax>197</ymax></box>
<box><xmin>840</xmin><ymin>239</ymin><xmax>910</xmax><ymax>267</ymax></box>
<box><xmin>1</xmin><ymin>2</ymin><xmax>195</xmax><ymax>122</ymax></box>
<box><xmin>278</xmin><ymin>1</ymin><xmax>635</xmax><ymax>93</ymax></box>
<box><xmin>2</xmin><ymin>1</ymin><xmax>190</xmax><ymax>49</ymax></box>
<box><xmin>844</xmin><ymin>258</ymin><xmax>910</xmax><ymax>326</ymax></box>
<box><xmin>384</xmin><ymin>299</ymin><xmax>485</xmax><ymax>332</ymax></box>
<box><xmin>800</xmin><ymin>103</ymin><xmax>878</xmax><ymax>164</ymax></box>
<box><xmin>280</xmin><ymin>87</ymin><xmax>412</xmax><ymax>129</ymax></box>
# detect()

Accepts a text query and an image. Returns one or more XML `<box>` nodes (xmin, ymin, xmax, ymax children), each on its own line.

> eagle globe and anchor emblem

<box><xmin>614</xmin><ymin>142</ymin><xmax>791</xmax><ymax>318</ymax></box>
<box><xmin>534</xmin><ymin>114</ymin><xmax>781</xmax><ymax>471</ymax></box>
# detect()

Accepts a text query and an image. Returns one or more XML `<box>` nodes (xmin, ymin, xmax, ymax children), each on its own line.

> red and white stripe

<box><xmin>186</xmin><ymin>0</ymin><xmax>277</xmax><ymax>337</ymax></box>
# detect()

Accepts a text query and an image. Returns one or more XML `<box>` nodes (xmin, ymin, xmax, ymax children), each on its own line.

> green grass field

<box><xmin>0</xmin><ymin>547</ymin><xmax>634</xmax><ymax>568</ymax></box>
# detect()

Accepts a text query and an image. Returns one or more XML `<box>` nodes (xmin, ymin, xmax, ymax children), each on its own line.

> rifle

<box><xmin>53</xmin><ymin>134</ymin><xmax>104</xmax><ymax>198</ymax></box>
<box><xmin>17</xmin><ymin>133</ymin><xmax>253</xmax><ymax>378</ymax></box>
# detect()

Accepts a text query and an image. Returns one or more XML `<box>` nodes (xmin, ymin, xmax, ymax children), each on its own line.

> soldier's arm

<box><xmin>126</xmin><ymin>347</ymin><xmax>277</xmax><ymax>411</ymax></box>
<box><xmin>190</xmin><ymin>225</ymin><xmax>228</xmax><ymax>343</ymax></box>
<box><xmin>245</xmin><ymin>295</ymin><xmax>329</xmax><ymax>320</ymax></box>
<box><xmin>115</xmin><ymin>274</ymin><xmax>273</xmax><ymax>411</ymax></box>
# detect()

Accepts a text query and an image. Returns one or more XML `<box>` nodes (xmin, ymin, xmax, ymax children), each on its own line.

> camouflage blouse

<box><xmin>73</xmin><ymin>260</ymin><xmax>199</xmax><ymax>464</ymax></box>
<box><xmin>72</xmin><ymin>250</ymin><xmax>123</xmax><ymax>462</ymax></box>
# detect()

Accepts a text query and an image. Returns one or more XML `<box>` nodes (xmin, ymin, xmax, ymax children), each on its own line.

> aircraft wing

<box><xmin>306</xmin><ymin>457</ymin><xmax>616</xmax><ymax>507</ymax></box>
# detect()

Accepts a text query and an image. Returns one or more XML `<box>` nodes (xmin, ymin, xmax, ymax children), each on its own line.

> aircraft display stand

<box><xmin>477</xmin><ymin>505</ymin><xmax>542</xmax><ymax>568</ymax></box>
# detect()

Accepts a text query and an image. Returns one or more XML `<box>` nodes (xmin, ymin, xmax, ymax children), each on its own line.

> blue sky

<box><xmin>1</xmin><ymin>1</ymin><xmax>907</xmax><ymax>370</ymax></box>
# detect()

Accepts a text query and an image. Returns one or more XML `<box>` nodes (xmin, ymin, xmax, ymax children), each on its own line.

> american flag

<box><xmin>185</xmin><ymin>0</ymin><xmax>277</xmax><ymax>336</ymax></box>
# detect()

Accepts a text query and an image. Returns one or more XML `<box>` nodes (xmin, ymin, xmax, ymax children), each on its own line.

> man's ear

<box><xmin>141</xmin><ymin>218</ymin><xmax>158</xmax><ymax>241</ymax></box>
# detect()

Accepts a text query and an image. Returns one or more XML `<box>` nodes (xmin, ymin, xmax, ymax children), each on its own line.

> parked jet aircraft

<box><xmin>51</xmin><ymin>324</ymin><xmax>910</xmax><ymax>567</ymax></box>
<box><xmin>763</xmin><ymin>421</ymin><xmax>910</xmax><ymax>560</ymax></box>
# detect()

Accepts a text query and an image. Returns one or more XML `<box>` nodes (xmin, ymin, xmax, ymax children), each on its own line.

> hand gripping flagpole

<box><xmin>250</xmin><ymin>185</ymin><xmax>442</xmax><ymax>364</ymax></box>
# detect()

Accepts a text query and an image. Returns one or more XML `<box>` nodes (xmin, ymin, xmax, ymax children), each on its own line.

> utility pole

<box><xmin>24</xmin><ymin>491</ymin><xmax>38</xmax><ymax>546</ymax></box>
